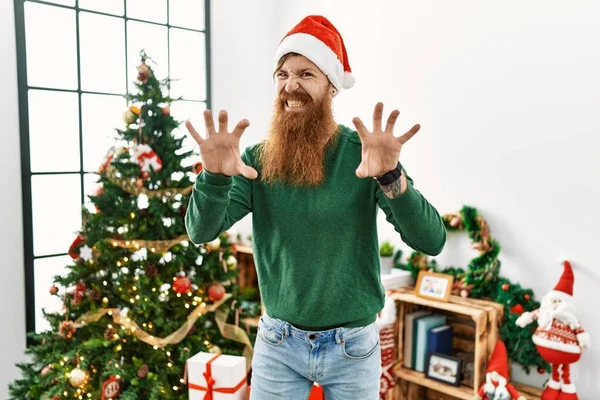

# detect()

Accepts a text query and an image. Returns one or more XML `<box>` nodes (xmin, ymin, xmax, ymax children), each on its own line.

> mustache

<box><xmin>277</xmin><ymin>90</ymin><xmax>312</xmax><ymax>104</ymax></box>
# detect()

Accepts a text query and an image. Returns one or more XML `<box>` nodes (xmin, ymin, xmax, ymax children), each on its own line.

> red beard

<box><xmin>258</xmin><ymin>90</ymin><xmax>337</xmax><ymax>186</ymax></box>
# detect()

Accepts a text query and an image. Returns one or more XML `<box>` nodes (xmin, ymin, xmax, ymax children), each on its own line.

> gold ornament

<box><xmin>69</xmin><ymin>367</ymin><xmax>88</xmax><ymax>387</ymax></box>
<box><xmin>208</xmin><ymin>345</ymin><xmax>222</xmax><ymax>354</ymax></box>
<box><xmin>226</xmin><ymin>255</ymin><xmax>238</xmax><ymax>268</ymax></box>
<box><xmin>207</xmin><ymin>238</ymin><xmax>221</xmax><ymax>251</ymax></box>
<box><xmin>122</xmin><ymin>109</ymin><xmax>136</xmax><ymax>125</ymax></box>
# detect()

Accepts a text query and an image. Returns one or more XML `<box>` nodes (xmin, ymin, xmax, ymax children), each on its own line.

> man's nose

<box><xmin>285</xmin><ymin>76</ymin><xmax>299</xmax><ymax>93</ymax></box>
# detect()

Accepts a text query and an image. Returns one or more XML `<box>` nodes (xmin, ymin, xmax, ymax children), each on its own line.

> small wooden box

<box><xmin>389</xmin><ymin>287</ymin><xmax>504</xmax><ymax>400</ymax></box>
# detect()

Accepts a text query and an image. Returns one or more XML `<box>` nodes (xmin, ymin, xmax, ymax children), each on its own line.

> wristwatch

<box><xmin>375</xmin><ymin>162</ymin><xmax>402</xmax><ymax>186</ymax></box>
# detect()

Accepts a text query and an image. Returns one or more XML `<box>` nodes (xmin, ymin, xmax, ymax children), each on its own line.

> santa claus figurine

<box><xmin>473</xmin><ymin>340</ymin><xmax>525</xmax><ymax>400</ymax></box>
<box><xmin>516</xmin><ymin>261</ymin><xmax>591</xmax><ymax>400</ymax></box>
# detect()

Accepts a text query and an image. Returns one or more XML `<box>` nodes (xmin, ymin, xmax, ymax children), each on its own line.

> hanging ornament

<box><xmin>78</xmin><ymin>245</ymin><xmax>93</xmax><ymax>262</ymax></box>
<box><xmin>161</xmin><ymin>106</ymin><xmax>170</xmax><ymax>115</ymax></box>
<box><xmin>137</xmin><ymin>364</ymin><xmax>149</xmax><ymax>379</ymax></box>
<box><xmin>133</xmin><ymin>144</ymin><xmax>163</xmax><ymax>179</ymax></box>
<box><xmin>88</xmin><ymin>288</ymin><xmax>101</xmax><ymax>302</ymax></box>
<box><xmin>207</xmin><ymin>282</ymin><xmax>225</xmax><ymax>302</ymax></box>
<box><xmin>136</xmin><ymin>178</ymin><xmax>144</xmax><ymax>189</ymax></box>
<box><xmin>144</xmin><ymin>263</ymin><xmax>159</xmax><ymax>278</ymax></box>
<box><xmin>226</xmin><ymin>255</ymin><xmax>238</xmax><ymax>269</ymax></box>
<box><xmin>49</xmin><ymin>285</ymin><xmax>58</xmax><ymax>295</ymax></box>
<box><xmin>137</xmin><ymin>62</ymin><xmax>153</xmax><ymax>83</ymax></box>
<box><xmin>69</xmin><ymin>367</ymin><xmax>88</xmax><ymax>387</ymax></box>
<box><xmin>510</xmin><ymin>304</ymin><xmax>524</xmax><ymax>315</ymax></box>
<box><xmin>538</xmin><ymin>367</ymin><xmax>546</xmax><ymax>374</ymax></box>
<box><xmin>101</xmin><ymin>376</ymin><xmax>121</xmax><ymax>400</ymax></box>
<box><xmin>104</xmin><ymin>326</ymin><xmax>118</xmax><ymax>341</ymax></box>
<box><xmin>524</xmin><ymin>294</ymin><xmax>531</xmax><ymax>300</ymax></box>
<box><xmin>40</xmin><ymin>364</ymin><xmax>53</xmax><ymax>376</ymax></box>
<box><xmin>208</xmin><ymin>345</ymin><xmax>222</xmax><ymax>354</ymax></box>
<box><xmin>173</xmin><ymin>276</ymin><xmax>192</xmax><ymax>294</ymax></box>
<box><xmin>59</xmin><ymin>320</ymin><xmax>76</xmax><ymax>340</ymax></box>
<box><xmin>193</xmin><ymin>161</ymin><xmax>204</xmax><ymax>174</ymax></box>
<box><xmin>68</xmin><ymin>235</ymin><xmax>85</xmax><ymax>259</ymax></box>
<box><xmin>98</xmin><ymin>153</ymin><xmax>114</xmax><ymax>174</ymax></box>
<box><xmin>122</xmin><ymin>108</ymin><xmax>137</xmax><ymax>125</ymax></box>
<box><xmin>207</xmin><ymin>238</ymin><xmax>221</xmax><ymax>251</ymax></box>
<box><xmin>501</xmin><ymin>283</ymin><xmax>510</xmax><ymax>291</ymax></box>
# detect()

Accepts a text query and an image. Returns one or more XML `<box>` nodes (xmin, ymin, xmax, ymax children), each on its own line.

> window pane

<box><xmin>169</xmin><ymin>0</ymin><xmax>204</xmax><ymax>30</ymax></box>
<box><xmin>80</xmin><ymin>12</ymin><xmax>126</xmax><ymax>94</ymax></box>
<box><xmin>28</xmin><ymin>90</ymin><xmax>80</xmax><ymax>172</ymax></box>
<box><xmin>84</xmin><ymin>173</ymin><xmax>101</xmax><ymax>214</ymax></box>
<box><xmin>126</xmin><ymin>0</ymin><xmax>167</xmax><ymax>24</ymax></box>
<box><xmin>127</xmin><ymin>21</ymin><xmax>168</xmax><ymax>92</ymax></box>
<box><xmin>82</xmin><ymin>94</ymin><xmax>125</xmax><ymax>172</ymax></box>
<box><xmin>35</xmin><ymin>0</ymin><xmax>74</xmax><ymax>7</ymax></box>
<box><xmin>32</xmin><ymin>175</ymin><xmax>82</xmax><ymax>256</ymax></box>
<box><xmin>24</xmin><ymin>2</ymin><xmax>77</xmax><ymax>89</ymax></box>
<box><xmin>79</xmin><ymin>0</ymin><xmax>124</xmax><ymax>16</ymax></box>
<box><xmin>171</xmin><ymin>100</ymin><xmax>205</xmax><ymax>167</ymax></box>
<box><xmin>170</xmin><ymin>28</ymin><xmax>206</xmax><ymax>100</ymax></box>
<box><xmin>35</xmin><ymin>256</ymin><xmax>71</xmax><ymax>333</ymax></box>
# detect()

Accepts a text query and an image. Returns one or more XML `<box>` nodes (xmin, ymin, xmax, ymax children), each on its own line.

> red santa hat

<box><xmin>547</xmin><ymin>260</ymin><xmax>574</xmax><ymax>303</ymax></box>
<box><xmin>486</xmin><ymin>340</ymin><xmax>510</xmax><ymax>380</ymax></box>
<box><xmin>274</xmin><ymin>15</ymin><xmax>355</xmax><ymax>91</ymax></box>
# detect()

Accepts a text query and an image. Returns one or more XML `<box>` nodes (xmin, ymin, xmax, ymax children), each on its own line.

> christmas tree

<box><xmin>9</xmin><ymin>51</ymin><xmax>257</xmax><ymax>400</ymax></box>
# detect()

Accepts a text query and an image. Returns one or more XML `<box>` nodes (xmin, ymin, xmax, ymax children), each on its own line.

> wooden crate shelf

<box><xmin>388</xmin><ymin>286</ymin><xmax>542</xmax><ymax>400</ymax></box>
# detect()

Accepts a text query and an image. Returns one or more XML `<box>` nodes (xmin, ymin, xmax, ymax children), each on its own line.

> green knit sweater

<box><xmin>185</xmin><ymin>125</ymin><xmax>446</xmax><ymax>330</ymax></box>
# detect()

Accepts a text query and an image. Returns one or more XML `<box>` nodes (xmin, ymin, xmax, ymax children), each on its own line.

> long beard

<box><xmin>259</xmin><ymin>90</ymin><xmax>337</xmax><ymax>187</ymax></box>
<box><xmin>538</xmin><ymin>298</ymin><xmax>579</xmax><ymax>328</ymax></box>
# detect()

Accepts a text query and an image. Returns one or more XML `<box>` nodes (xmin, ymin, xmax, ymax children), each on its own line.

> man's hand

<box><xmin>186</xmin><ymin>110</ymin><xmax>258</xmax><ymax>179</ymax></box>
<box><xmin>352</xmin><ymin>102</ymin><xmax>420</xmax><ymax>178</ymax></box>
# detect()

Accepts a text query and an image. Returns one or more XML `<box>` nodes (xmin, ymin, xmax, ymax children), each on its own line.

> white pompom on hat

<box><xmin>274</xmin><ymin>15</ymin><xmax>355</xmax><ymax>91</ymax></box>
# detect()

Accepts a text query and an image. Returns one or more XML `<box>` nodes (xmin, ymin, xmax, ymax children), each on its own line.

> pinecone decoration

<box><xmin>145</xmin><ymin>263</ymin><xmax>159</xmax><ymax>278</ymax></box>
<box><xmin>59</xmin><ymin>321</ymin><xmax>76</xmax><ymax>340</ymax></box>
<box><xmin>88</xmin><ymin>288</ymin><xmax>101</xmax><ymax>302</ymax></box>
<box><xmin>104</xmin><ymin>327</ymin><xmax>118</xmax><ymax>341</ymax></box>
<box><xmin>137</xmin><ymin>364</ymin><xmax>149</xmax><ymax>379</ymax></box>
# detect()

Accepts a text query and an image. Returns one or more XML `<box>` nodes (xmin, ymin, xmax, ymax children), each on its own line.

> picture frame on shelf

<box><xmin>414</xmin><ymin>270</ymin><xmax>454</xmax><ymax>302</ymax></box>
<box><xmin>425</xmin><ymin>352</ymin><xmax>462</xmax><ymax>387</ymax></box>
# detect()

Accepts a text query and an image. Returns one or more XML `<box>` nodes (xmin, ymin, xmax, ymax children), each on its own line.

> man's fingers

<box><xmin>397</xmin><ymin>124</ymin><xmax>421</xmax><ymax>144</ymax></box>
<box><xmin>203</xmin><ymin>109</ymin><xmax>215</xmax><ymax>135</ymax></box>
<box><xmin>385</xmin><ymin>110</ymin><xmax>400</xmax><ymax>133</ymax></box>
<box><xmin>185</xmin><ymin>121</ymin><xmax>204</xmax><ymax>144</ymax></box>
<box><xmin>239</xmin><ymin>163</ymin><xmax>258</xmax><ymax>180</ymax></box>
<box><xmin>231</xmin><ymin>119</ymin><xmax>250</xmax><ymax>138</ymax></box>
<box><xmin>218</xmin><ymin>110</ymin><xmax>228</xmax><ymax>133</ymax></box>
<box><xmin>352</xmin><ymin>117</ymin><xmax>369</xmax><ymax>139</ymax></box>
<box><xmin>373</xmin><ymin>102</ymin><xmax>384</xmax><ymax>133</ymax></box>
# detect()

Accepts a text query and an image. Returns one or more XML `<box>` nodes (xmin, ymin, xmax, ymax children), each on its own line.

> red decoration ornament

<box><xmin>510</xmin><ymin>304</ymin><xmax>524</xmax><ymax>315</ymax></box>
<box><xmin>208</xmin><ymin>283</ymin><xmax>225</xmax><ymax>302</ymax></box>
<box><xmin>524</xmin><ymin>294</ymin><xmax>531</xmax><ymax>300</ymax></box>
<box><xmin>501</xmin><ymin>283</ymin><xmax>510</xmax><ymax>291</ymax></box>
<box><xmin>193</xmin><ymin>161</ymin><xmax>203</xmax><ymax>174</ymax></box>
<box><xmin>173</xmin><ymin>276</ymin><xmax>192</xmax><ymax>294</ymax></box>
<box><xmin>161</xmin><ymin>106</ymin><xmax>170</xmax><ymax>115</ymax></box>
<box><xmin>538</xmin><ymin>367</ymin><xmax>546</xmax><ymax>374</ymax></box>
<box><xmin>102</xmin><ymin>376</ymin><xmax>121</xmax><ymax>400</ymax></box>
<box><xmin>49</xmin><ymin>285</ymin><xmax>58</xmax><ymax>295</ymax></box>
<box><xmin>68</xmin><ymin>235</ymin><xmax>85</xmax><ymax>259</ymax></box>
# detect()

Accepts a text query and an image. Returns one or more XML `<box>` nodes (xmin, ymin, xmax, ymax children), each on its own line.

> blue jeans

<box><xmin>250</xmin><ymin>314</ymin><xmax>382</xmax><ymax>400</ymax></box>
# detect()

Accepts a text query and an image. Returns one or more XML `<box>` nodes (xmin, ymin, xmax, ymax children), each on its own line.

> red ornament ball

<box><xmin>207</xmin><ymin>283</ymin><xmax>225</xmax><ymax>302</ymax></box>
<box><xmin>538</xmin><ymin>367</ymin><xmax>546</xmax><ymax>374</ymax></box>
<box><xmin>501</xmin><ymin>283</ymin><xmax>510</xmax><ymax>291</ymax></box>
<box><xmin>524</xmin><ymin>294</ymin><xmax>531</xmax><ymax>300</ymax></box>
<box><xmin>173</xmin><ymin>277</ymin><xmax>192</xmax><ymax>294</ymax></box>
<box><xmin>510</xmin><ymin>304</ymin><xmax>524</xmax><ymax>315</ymax></box>
<box><xmin>49</xmin><ymin>285</ymin><xmax>58</xmax><ymax>295</ymax></box>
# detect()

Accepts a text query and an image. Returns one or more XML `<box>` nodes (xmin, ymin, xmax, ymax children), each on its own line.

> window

<box><xmin>14</xmin><ymin>0</ymin><xmax>211</xmax><ymax>335</ymax></box>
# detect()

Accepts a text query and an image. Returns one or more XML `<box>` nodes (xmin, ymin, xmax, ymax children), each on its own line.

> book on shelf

<box><xmin>427</xmin><ymin>324</ymin><xmax>453</xmax><ymax>355</ymax></box>
<box><xmin>414</xmin><ymin>314</ymin><xmax>447</xmax><ymax>372</ymax></box>
<box><xmin>402</xmin><ymin>310</ymin><xmax>432</xmax><ymax>369</ymax></box>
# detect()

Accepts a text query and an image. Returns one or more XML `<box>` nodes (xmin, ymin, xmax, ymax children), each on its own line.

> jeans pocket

<box><xmin>342</xmin><ymin>324</ymin><xmax>380</xmax><ymax>359</ymax></box>
<box><xmin>258</xmin><ymin>316</ymin><xmax>284</xmax><ymax>346</ymax></box>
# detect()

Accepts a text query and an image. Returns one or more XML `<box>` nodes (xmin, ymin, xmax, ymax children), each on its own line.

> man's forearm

<box><xmin>379</xmin><ymin>174</ymin><xmax>407</xmax><ymax>199</ymax></box>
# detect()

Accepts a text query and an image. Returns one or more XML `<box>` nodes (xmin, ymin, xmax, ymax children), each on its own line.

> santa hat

<box><xmin>547</xmin><ymin>260</ymin><xmax>574</xmax><ymax>303</ymax></box>
<box><xmin>486</xmin><ymin>340</ymin><xmax>510</xmax><ymax>380</ymax></box>
<box><xmin>274</xmin><ymin>15</ymin><xmax>355</xmax><ymax>91</ymax></box>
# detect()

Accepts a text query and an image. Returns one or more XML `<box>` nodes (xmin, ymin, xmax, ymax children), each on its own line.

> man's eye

<box><xmin>276</xmin><ymin>72</ymin><xmax>287</xmax><ymax>78</ymax></box>
<box><xmin>301</xmin><ymin>72</ymin><xmax>313</xmax><ymax>78</ymax></box>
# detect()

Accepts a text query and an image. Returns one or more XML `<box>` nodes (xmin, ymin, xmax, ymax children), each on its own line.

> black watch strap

<box><xmin>375</xmin><ymin>162</ymin><xmax>402</xmax><ymax>186</ymax></box>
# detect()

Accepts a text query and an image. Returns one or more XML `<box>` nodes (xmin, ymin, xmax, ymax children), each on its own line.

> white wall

<box><xmin>213</xmin><ymin>0</ymin><xmax>600</xmax><ymax>397</ymax></box>
<box><xmin>1</xmin><ymin>0</ymin><xmax>27</xmax><ymax>396</ymax></box>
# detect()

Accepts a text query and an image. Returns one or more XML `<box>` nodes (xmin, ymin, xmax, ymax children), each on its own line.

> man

<box><xmin>185</xmin><ymin>15</ymin><xmax>446</xmax><ymax>400</ymax></box>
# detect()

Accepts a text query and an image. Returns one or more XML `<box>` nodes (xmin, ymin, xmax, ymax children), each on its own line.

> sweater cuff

<box><xmin>199</xmin><ymin>170</ymin><xmax>233</xmax><ymax>186</ymax></box>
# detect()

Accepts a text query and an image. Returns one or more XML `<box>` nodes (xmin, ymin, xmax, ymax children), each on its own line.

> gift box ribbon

<box><xmin>189</xmin><ymin>354</ymin><xmax>247</xmax><ymax>399</ymax></box>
